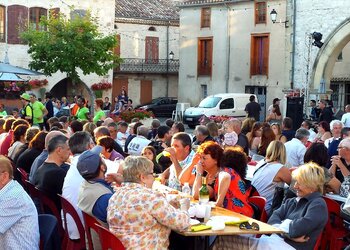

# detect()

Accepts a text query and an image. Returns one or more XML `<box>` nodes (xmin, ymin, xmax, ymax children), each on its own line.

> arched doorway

<box><xmin>50</xmin><ymin>78</ymin><xmax>94</xmax><ymax>105</ymax></box>
<box><xmin>311</xmin><ymin>18</ymin><xmax>350</xmax><ymax>92</ymax></box>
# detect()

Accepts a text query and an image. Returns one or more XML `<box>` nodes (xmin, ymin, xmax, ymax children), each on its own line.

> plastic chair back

<box><xmin>95</xmin><ymin>223</ymin><xmax>125</xmax><ymax>250</ymax></box>
<box><xmin>39</xmin><ymin>214</ymin><xmax>61</xmax><ymax>250</ymax></box>
<box><xmin>17</xmin><ymin>167</ymin><xmax>29</xmax><ymax>190</ymax></box>
<box><xmin>58</xmin><ymin>194</ymin><xmax>86</xmax><ymax>250</ymax></box>
<box><xmin>83</xmin><ymin>211</ymin><xmax>102</xmax><ymax>250</ymax></box>
<box><xmin>248</xmin><ymin>196</ymin><xmax>267</xmax><ymax>223</ymax></box>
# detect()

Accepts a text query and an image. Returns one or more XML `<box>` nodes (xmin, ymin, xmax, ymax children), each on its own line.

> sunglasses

<box><xmin>239</xmin><ymin>221</ymin><xmax>260</xmax><ymax>231</ymax></box>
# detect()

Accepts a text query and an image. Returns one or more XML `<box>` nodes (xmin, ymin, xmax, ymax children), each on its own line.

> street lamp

<box><xmin>169</xmin><ymin>51</ymin><xmax>174</xmax><ymax>60</ymax></box>
<box><xmin>270</xmin><ymin>9</ymin><xmax>289</xmax><ymax>28</ymax></box>
<box><xmin>311</xmin><ymin>32</ymin><xmax>324</xmax><ymax>48</ymax></box>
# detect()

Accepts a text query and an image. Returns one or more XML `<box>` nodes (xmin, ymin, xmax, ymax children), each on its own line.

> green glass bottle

<box><xmin>199</xmin><ymin>177</ymin><xmax>209</xmax><ymax>204</ymax></box>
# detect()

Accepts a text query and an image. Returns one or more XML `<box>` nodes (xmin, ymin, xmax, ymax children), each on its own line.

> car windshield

<box><xmin>198</xmin><ymin>97</ymin><xmax>222</xmax><ymax>108</ymax></box>
<box><xmin>151</xmin><ymin>98</ymin><xmax>163</xmax><ymax>104</ymax></box>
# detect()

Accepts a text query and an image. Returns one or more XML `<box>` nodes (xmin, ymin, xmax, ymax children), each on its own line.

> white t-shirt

<box><xmin>62</xmin><ymin>154</ymin><xmax>84</xmax><ymax>239</ymax></box>
<box><xmin>127</xmin><ymin>136</ymin><xmax>151</xmax><ymax>156</ymax></box>
<box><xmin>284</xmin><ymin>138</ymin><xmax>306</xmax><ymax>167</ymax></box>
<box><xmin>341</xmin><ymin>112</ymin><xmax>350</xmax><ymax>127</ymax></box>
<box><xmin>116</xmin><ymin>131</ymin><xmax>129</xmax><ymax>148</ymax></box>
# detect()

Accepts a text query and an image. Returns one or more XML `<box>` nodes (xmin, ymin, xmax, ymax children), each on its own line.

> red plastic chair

<box><xmin>95</xmin><ymin>223</ymin><xmax>125</xmax><ymax>250</ymax></box>
<box><xmin>82</xmin><ymin>211</ymin><xmax>102</xmax><ymax>250</ymax></box>
<box><xmin>314</xmin><ymin>231</ymin><xmax>323</xmax><ymax>250</ymax></box>
<box><xmin>248</xmin><ymin>196</ymin><xmax>267</xmax><ymax>223</ymax></box>
<box><xmin>17</xmin><ymin>168</ymin><xmax>29</xmax><ymax>191</ymax></box>
<box><xmin>321</xmin><ymin>197</ymin><xmax>348</xmax><ymax>250</ymax></box>
<box><xmin>58</xmin><ymin>194</ymin><xmax>86</xmax><ymax>250</ymax></box>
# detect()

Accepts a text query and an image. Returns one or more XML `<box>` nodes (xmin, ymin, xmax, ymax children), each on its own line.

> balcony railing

<box><xmin>115</xmin><ymin>58</ymin><xmax>179</xmax><ymax>74</ymax></box>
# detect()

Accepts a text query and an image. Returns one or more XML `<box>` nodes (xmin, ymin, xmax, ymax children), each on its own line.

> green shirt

<box><xmin>93</xmin><ymin>110</ymin><xmax>105</xmax><ymax>123</ymax></box>
<box><xmin>0</xmin><ymin>110</ymin><xmax>7</xmax><ymax>117</ymax></box>
<box><xmin>31</xmin><ymin>101</ymin><xmax>45</xmax><ymax>124</ymax></box>
<box><xmin>77</xmin><ymin>107</ymin><xmax>89</xmax><ymax>121</ymax></box>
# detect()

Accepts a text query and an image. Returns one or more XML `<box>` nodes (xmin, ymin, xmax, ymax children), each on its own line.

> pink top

<box><xmin>0</xmin><ymin>130</ymin><xmax>13</xmax><ymax>156</ymax></box>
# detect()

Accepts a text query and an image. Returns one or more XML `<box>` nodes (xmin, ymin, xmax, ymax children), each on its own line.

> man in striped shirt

<box><xmin>0</xmin><ymin>156</ymin><xmax>39</xmax><ymax>249</ymax></box>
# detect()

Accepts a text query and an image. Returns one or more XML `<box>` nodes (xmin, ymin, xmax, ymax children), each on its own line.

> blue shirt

<box><xmin>0</xmin><ymin>180</ymin><xmax>39</xmax><ymax>249</ymax></box>
<box><xmin>29</xmin><ymin>150</ymin><xmax>48</xmax><ymax>183</ymax></box>
<box><xmin>91</xmin><ymin>179</ymin><xmax>114</xmax><ymax>223</ymax></box>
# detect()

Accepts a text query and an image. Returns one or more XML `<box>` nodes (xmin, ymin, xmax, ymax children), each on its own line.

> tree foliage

<box><xmin>21</xmin><ymin>11</ymin><xmax>121</xmax><ymax>82</ymax></box>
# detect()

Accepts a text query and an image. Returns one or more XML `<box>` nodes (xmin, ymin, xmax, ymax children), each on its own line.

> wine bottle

<box><xmin>199</xmin><ymin>177</ymin><xmax>209</xmax><ymax>204</ymax></box>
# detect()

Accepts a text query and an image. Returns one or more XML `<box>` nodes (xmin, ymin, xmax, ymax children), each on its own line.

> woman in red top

<box><xmin>215</xmin><ymin>146</ymin><xmax>254</xmax><ymax>217</ymax></box>
<box><xmin>193</xmin><ymin>142</ymin><xmax>253</xmax><ymax>217</ymax></box>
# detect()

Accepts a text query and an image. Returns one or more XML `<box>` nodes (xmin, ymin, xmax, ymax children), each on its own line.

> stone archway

<box><xmin>50</xmin><ymin>78</ymin><xmax>95</xmax><ymax>105</ymax></box>
<box><xmin>311</xmin><ymin>18</ymin><xmax>350</xmax><ymax>92</ymax></box>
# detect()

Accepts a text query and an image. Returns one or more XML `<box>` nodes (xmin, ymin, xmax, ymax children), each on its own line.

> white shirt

<box><xmin>116</xmin><ymin>131</ymin><xmax>129</xmax><ymax>148</ymax></box>
<box><xmin>308</xmin><ymin>129</ymin><xmax>317</xmax><ymax>142</ymax></box>
<box><xmin>127</xmin><ymin>136</ymin><xmax>151</xmax><ymax>156</ymax></box>
<box><xmin>324</xmin><ymin>137</ymin><xmax>340</xmax><ymax>148</ymax></box>
<box><xmin>341</xmin><ymin>112</ymin><xmax>350</xmax><ymax>127</ymax></box>
<box><xmin>285</xmin><ymin>138</ymin><xmax>306</xmax><ymax>167</ymax></box>
<box><xmin>62</xmin><ymin>154</ymin><xmax>84</xmax><ymax>239</ymax></box>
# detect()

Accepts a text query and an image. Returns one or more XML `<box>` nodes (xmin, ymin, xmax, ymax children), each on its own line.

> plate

<box><xmin>190</xmin><ymin>219</ymin><xmax>200</xmax><ymax>226</ymax></box>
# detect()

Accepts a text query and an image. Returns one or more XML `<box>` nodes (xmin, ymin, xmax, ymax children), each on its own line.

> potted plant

<box><xmin>91</xmin><ymin>81</ymin><xmax>112</xmax><ymax>98</ymax></box>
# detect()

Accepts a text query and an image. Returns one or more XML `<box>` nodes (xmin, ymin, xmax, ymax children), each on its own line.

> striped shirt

<box><xmin>0</xmin><ymin>180</ymin><xmax>39</xmax><ymax>250</ymax></box>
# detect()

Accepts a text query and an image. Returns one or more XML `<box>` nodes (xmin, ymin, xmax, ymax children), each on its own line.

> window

<box><xmin>255</xmin><ymin>1</ymin><xmax>266</xmax><ymax>24</ymax></box>
<box><xmin>8</xmin><ymin>5</ymin><xmax>28</xmax><ymax>44</ymax></box>
<box><xmin>0</xmin><ymin>6</ymin><xmax>5</xmax><ymax>42</ymax></box>
<box><xmin>201</xmin><ymin>85</ymin><xmax>208</xmax><ymax>98</ymax></box>
<box><xmin>29</xmin><ymin>7</ymin><xmax>47</xmax><ymax>31</ymax></box>
<box><xmin>220</xmin><ymin>98</ymin><xmax>234</xmax><ymax>109</ymax></box>
<box><xmin>145</xmin><ymin>36</ymin><xmax>159</xmax><ymax>63</ymax></box>
<box><xmin>201</xmin><ymin>8</ymin><xmax>211</xmax><ymax>28</ymax></box>
<box><xmin>250</xmin><ymin>34</ymin><xmax>269</xmax><ymax>76</ymax></box>
<box><xmin>148</xmin><ymin>26</ymin><xmax>156</xmax><ymax>31</ymax></box>
<box><xmin>198</xmin><ymin>37</ymin><xmax>213</xmax><ymax>76</ymax></box>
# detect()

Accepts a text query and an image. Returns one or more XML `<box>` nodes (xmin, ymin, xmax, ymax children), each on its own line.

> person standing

<box><xmin>0</xmin><ymin>104</ymin><xmax>7</xmax><ymax>117</ymax></box>
<box><xmin>341</xmin><ymin>104</ymin><xmax>350</xmax><ymax>128</ymax></box>
<box><xmin>244</xmin><ymin>95</ymin><xmax>261</xmax><ymax>121</ymax></box>
<box><xmin>44</xmin><ymin>92</ymin><xmax>54</xmax><ymax>131</ymax></box>
<box><xmin>267</xmin><ymin>98</ymin><xmax>281</xmax><ymax>115</ymax></box>
<box><xmin>76</xmin><ymin>97</ymin><xmax>90</xmax><ymax>121</ymax></box>
<box><xmin>318</xmin><ymin>100</ymin><xmax>333</xmax><ymax>124</ymax></box>
<box><xmin>30</xmin><ymin>93</ymin><xmax>48</xmax><ymax>130</ymax></box>
<box><xmin>20</xmin><ymin>93</ymin><xmax>33</xmax><ymax>124</ymax></box>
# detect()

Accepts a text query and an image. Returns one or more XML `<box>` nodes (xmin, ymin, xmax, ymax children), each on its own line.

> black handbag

<box><xmin>269</xmin><ymin>186</ymin><xmax>285</xmax><ymax>217</ymax></box>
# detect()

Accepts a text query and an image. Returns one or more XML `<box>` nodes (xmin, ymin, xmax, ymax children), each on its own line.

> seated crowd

<box><xmin>1</xmin><ymin>95</ymin><xmax>350</xmax><ymax>250</ymax></box>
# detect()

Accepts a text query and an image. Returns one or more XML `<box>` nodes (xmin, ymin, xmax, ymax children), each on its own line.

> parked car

<box><xmin>183</xmin><ymin>93</ymin><xmax>255</xmax><ymax>128</ymax></box>
<box><xmin>136</xmin><ymin>97</ymin><xmax>178</xmax><ymax>117</ymax></box>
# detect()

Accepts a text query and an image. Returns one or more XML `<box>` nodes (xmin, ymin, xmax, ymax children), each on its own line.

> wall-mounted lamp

<box><xmin>169</xmin><ymin>51</ymin><xmax>174</xmax><ymax>60</ymax></box>
<box><xmin>270</xmin><ymin>9</ymin><xmax>289</xmax><ymax>28</ymax></box>
<box><xmin>311</xmin><ymin>32</ymin><xmax>323</xmax><ymax>48</ymax></box>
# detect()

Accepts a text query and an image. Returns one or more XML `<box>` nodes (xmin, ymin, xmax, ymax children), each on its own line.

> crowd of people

<box><xmin>0</xmin><ymin>92</ymin><xmax>349</xmax><ymax>249</ymax></box>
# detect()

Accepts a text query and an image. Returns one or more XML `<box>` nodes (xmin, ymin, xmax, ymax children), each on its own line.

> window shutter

<box><xmin>8</xmin><ymin>5</ymin><xmax>28</xmax><ymax>44</ymax></box>
<box><xmin>262</xmin><ymin>36</ymin><xmax>269</xmax><ymax>76</ymax></box>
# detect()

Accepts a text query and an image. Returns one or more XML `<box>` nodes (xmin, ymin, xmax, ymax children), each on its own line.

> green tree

<box><xmin>21</xmin><ymin>11</ymin><xmax>120</xmax><ymax>82</ymax></box>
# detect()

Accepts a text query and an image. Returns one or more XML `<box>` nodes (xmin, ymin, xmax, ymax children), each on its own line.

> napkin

<box><xmin>191</xmin><ymin>225</ymin><xmax>212</xmax><ymax>232</ymax></box>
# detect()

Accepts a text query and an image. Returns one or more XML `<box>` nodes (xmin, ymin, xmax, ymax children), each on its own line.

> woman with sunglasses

<box><xmin>107</xmin><ymin>156</ymin><xmax>190</xmax><ymax>249</ymax></box>
<box><xmin>212</xmin><ymin>163</ymin><xmax>327</xmax><ymax>250</ymax></box>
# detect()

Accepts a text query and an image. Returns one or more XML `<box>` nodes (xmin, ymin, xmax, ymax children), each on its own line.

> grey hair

<box><xmin>330</xmin><ymin>120</ymin><xmax>343</xmax><ymax>130</ymax></box>
<box><xmin>195</xmin><ymin>125</ymin><xmax>209</xmax><ymax>136</ymax></box>
<box><xmin>340</xmin><ymin>138</ymin><xmax>350</xmax><ymax>148</ymax></box>
<box><xmin>137</xmin><ymin>125</ymin><xmax>149</xmax><ymax>137</ymax></box>
<box><xmin>295</xmin><ymin>128</ymin><xmax>310</xmax><ymax>140</ymax></box>
<box><xmin>122</xmin><ymin>156</ymin><xmax>153</xmax><ymax>183</ymax></box>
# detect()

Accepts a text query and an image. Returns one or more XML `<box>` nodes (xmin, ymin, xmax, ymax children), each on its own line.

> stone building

<box><xmin>0</xmin><ymin>0</ymin><xmax>115</xmax><ymax>106</ymax></box>
<box><xmin>113</xmin><ymin>0</ymin><xmax>181</xmax><ymax>106</ymax></box>
<box><xmin>178</xmin><ymin>0</ymin><xmax>290</xmax><ymax>120</ymax></box>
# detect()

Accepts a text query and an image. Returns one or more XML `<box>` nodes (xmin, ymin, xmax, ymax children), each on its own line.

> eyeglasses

<box><xmin>239</xmin><ymin>221</ymin><xmax>260</xmax><ymax>231</ymax></box>
<box><xmin>338</xmin><ymin>146</ymin><xmax>349</xmax><ymax>151</ymax></box>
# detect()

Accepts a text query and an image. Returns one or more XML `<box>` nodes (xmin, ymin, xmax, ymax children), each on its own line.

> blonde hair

<box><xmin>0</xmin><ymin>156</ymin><xmax>13</xmax><ymax>179</ymax></box>
<box><xmin>122</xmin><ymin>156</ymin><xmax>153</xmax><ymax>183</ymax></box>
<box><xmin>266</xmin><ymin>140</ymin><xmax>286</xmax><ymax>164</ymax></box>
<box><xmin>292</xmin><ymin>162</ymin><xmax>325</xmax><ymax>194</ymax></box>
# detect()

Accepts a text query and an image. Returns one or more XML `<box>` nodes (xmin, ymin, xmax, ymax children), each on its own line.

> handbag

<box><xmin>269</xmin><ymin>186</ymin><xmax>285</xmax><ymax>216</ymax></box>
<box><xmin>340</xmin><ymin>175</ymin><xmax>350</xmax><ymax>198</ymax></box>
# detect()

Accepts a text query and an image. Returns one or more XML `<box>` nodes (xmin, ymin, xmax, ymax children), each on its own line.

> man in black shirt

<box><xmin>244</xmin><ymin>95</ymin><xmax>261</xmax><ymax>121</ymax></box>
<box><xmin>330</xmin><ymin>137</ymin><xmax>350</xmax><ymax>183</ymax></box>
<box><xmin>318</xmin><ymin>100</ymin><xmax>333</xmax><ymax>124</ymax></box>
<box><xmin>34</xmin><ymin>134</ymin><xmax>70</xmax><ymax>208</ymax></box>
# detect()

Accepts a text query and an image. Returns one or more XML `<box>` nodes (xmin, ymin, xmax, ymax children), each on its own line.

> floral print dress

<box><xmin>214</xmin><ymin>167</ymin><xmax>254</xmax><ymax>217</ymax></box>
<box><xmin>107</xmin><ymin>182</ymin><xmax>190</xmax><ymax>250</ymax></box>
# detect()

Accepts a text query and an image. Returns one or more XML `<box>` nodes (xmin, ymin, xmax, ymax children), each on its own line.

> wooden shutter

<box><xmin>198</xmin><ymin>38</ymin><xmax>213</xmax><ymax>76</ymax></box>
<box><xmin>145</xmin><ymin>36</ymin><xmax>159</xmax><ymax>63</ymax></box>
<box><xmin>255</xmin><ymin>2</ymin><xmax>266</xmax><ymax>24</ymax></box>
<box><xmin>0</xmin><ymin>5</ymin><xmax>5</xmax><ymax>42</ymax></box>
<box><xmin>201</xmin><ymin>8</ymin><xmax>211</xmax><ymax>28</ymax></box>
<box><xmin>7</xmin><ymin>5</ymin><xmax>28</xmax><ymax>44</ymax></box>
<box><xmin>250</xmin><ymin>34</ymin><xmax>269</xmax><ymax>77</ymax></box>
<box><xmin>262</xmin><ymin>36</ymin><xmax>269</xmax><ymax>76</ymax></box>
<box><xmin>140</xmin><ymin>80</ymin><xmax>152</xmax><ymax>104</ymax></box>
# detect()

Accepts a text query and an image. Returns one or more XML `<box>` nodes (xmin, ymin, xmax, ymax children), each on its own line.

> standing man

<box><xmin>244</xmin><ymin>95</ymin><xmax>261</xmax><ymax>121</ymax></box>
<box><xmin>44</xmin><ymin>92</ymin><xmax>54</xmax><ymax>131</ymax></box>
<box><xmin>310</xmin><ymin>100</ymin><xmax>320</xmax><ymax>121</ymax></box>
<box><xmin>318</xmin><ymin>100</ymin><xmax>333</xmax><ymax>124</ymax></box>
<box><xmin>76</xmin><ymin>97</ymin><xmax>90</xmax><ymax>121</ymax></box>
<box><xmin>20</xmin><ymin>93</ymin><xmax>33</xmax><ymax>124</ymax></box>
<box><xmin>0</xmin><ymin>156</ymin><xmax>39</xmax><ymax>249</ymax></box>
<box><xmin>30</xmin><ymin>93</ymin><xmax>48</xmax><ymax>130</ymax></box>
<box><xmin>341</xmin><ymin>104</ymin><xmax>350</xmax><ymax>128</ymax></box>
<box><xmin>268</xmin><ymin>98</ymin><xmax>281</xmax><ymax>115</ymax></box>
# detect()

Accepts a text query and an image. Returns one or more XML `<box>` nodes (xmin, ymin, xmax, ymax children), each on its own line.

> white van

<box><xmin>183</xmin><ymin>93</ymin><xmax>256</xmax><ymax>128</ymax></box>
